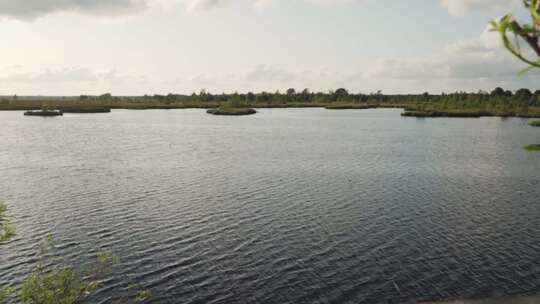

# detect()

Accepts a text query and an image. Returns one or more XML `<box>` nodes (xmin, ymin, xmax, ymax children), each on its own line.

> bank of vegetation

<box><xmin>1</xmin><ymin>87</ymin><xmax>540</xmax><ymax>117</ymax></box>
<box><xmin>60</xmin><ymin>107</ymin><xmax>111</xmax><ymax>113</ymax></box>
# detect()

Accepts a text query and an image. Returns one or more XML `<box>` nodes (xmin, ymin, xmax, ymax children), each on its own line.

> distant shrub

<box><xmin>525</xmin><ymin>144</ymin><xmax>540</xmax><ymax>151</ymax></box>
<box><xmin>207</xmin><ymin>108</ymin><xmax>256</xmax><ymax>116</ymax></box>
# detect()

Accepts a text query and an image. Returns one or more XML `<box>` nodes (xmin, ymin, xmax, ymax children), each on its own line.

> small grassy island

<box><xmin>325</xmin><ymin>104</ymin><xmax>375</xmax><ymax>110</ymax></box>
<box><xmin>529</xmin><ymin>120</ymin><xmax>540</xmax><ymax>127</ymax></box>
<box><xmin>401</xmin><ymin>110</ymin><xmax>540</xmax><ymax>118</ymax></box>
<box><xmin>24</xmin><ymin>109</ymin><xmax>63</xmax><ymax>116</ymax></box>
<box><xmin>525</xmin><ymin>144</ymin><xmax>540</xmax><ymax>151</ymax></box>
<box><xmin>206</xmin><ymin>108</ymin><xmax>257</xmax><ymax>116</ymax></box>
<box><xmin>401</xmin><ymin>111</ymin><xmax>485</xmax><ymax>118</ymax></box>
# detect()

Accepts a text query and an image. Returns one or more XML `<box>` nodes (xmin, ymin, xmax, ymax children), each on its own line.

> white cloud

<box><xmin>180</xmin><ymin>65</ymin><xmax>348</xmax><ymax>93</ymax></box>
<box><xmin>182</xmin><ymin>0</ymin><xmax>361</xmax><ymax>12</ymax></box>
<box><xmin>355</xmin><ymin>26</ymin><xmax>540</xmax><ymax>92</ymax></box>
<box><xmin>0</xmin><ymin>66</ymin><xmax>150</xmax><ymax>95</ymax></box>
<box><xmin>253</xmin><ymin>0</ymin><xmax>273</xmax><ymax>10</ymax></box>
<box><xmin>0</xmin><ymin>0</ymin><xmax>149</xmax><ymax>20</ymax></box>
<box><xmin>180</xmin><ymin>27</ymin><xmax>538</xmax><ymax>94</ymax></box>
<box><xmin>184</xmin><ymin>65</ymin><xmax>294</xmax><ymax>88</ymax></box>
<box><xmin>0</xmin><ymin>67</ymin><xmax>97</xmax><ymax>83</ymax></box>
<box><xmin>303</xmin><ymin>0</ymin><xmax>357</xmax><ymax>5</ymax></box>
<box><xmin>0</xmin><ymin>67</ymin><xmax>145</xmax><ymax>85</ymax></box>
<box><xmin>183</xmin><ymin>0</ymin><xmax>226</xmax><ymax>12</ymax></box>
<box><xmin>364</xmin><ymin>39</ymin><xmax>511</xmax><ymax>80</ymax></box>
<box><xmin>0</xmin><ymin>0</ymin><xmax>360</xmax><ymax>18</ymax></box>
<box><xmin>244</xmin><ymin>65</ymin><xmax>294</xmax><ymax>83</ymax></box>
<box><xmin>441</xmin><ymin>0</ymin><xmax>518</xmax><ymax>16</ymax></box>
<box><xmin>480</xmin><ymin>25</ymin><xmax>503</xmax><ymax>49</ymax></box>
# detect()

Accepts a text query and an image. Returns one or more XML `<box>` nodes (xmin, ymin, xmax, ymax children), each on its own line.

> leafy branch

<box><xmin>490</xmin><ymin>0</ymin><xmax>540</xmax><ymax>71</ymax></box>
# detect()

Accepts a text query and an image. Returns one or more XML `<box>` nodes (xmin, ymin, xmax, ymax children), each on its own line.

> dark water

<box><xmin>1</xmin><ymin>109</ymin><xmax>539</xmax><ymax>304</ymax></box>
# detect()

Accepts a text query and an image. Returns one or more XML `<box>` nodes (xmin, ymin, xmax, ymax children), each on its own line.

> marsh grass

<box><xmin>0</xmin><ymin>288</ymin><xmax>12</xmax><ymax>304</ymax></box>
<box><xmin>0</xmin><ymin>203</ymin><xmax>15</xmax><ymax>242</ymax></box>
<box><xmin>0</xmin><ymin>203</ymin><xmax>15</xmax><ymax>304</ymax></box>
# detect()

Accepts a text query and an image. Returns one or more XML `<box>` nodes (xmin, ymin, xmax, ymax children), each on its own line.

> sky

<box><xmin>0</xmin><ymin>0</ymin><xmax>538</xmax><ymax>95</ymax></box>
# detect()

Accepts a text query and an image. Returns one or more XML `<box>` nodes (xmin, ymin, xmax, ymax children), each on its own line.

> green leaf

<box><xmin>519</xmin><ymin>65</ymin><xmax>536</xmax><ymax>75</ymax></box>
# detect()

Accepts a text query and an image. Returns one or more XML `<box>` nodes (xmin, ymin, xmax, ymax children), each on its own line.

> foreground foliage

<box><xmin>0</xmin><ymin>203</ymin><xmax>15</xmax><ymax>303</ymax></box>
<box><xmin>19</xmin><ymin>240</ymin><xmax>122</xmax><ymax>304</ymax></box>
<box><xmin>0</xmin><ymin>204</ymin><xmax>150</xmax><ymax>304</ymax></box>
<box><xmin>0</xmin><ymin>203</ymin><xmax>15</xmax><ymax>242</ymax></box>
<box><xmin>491</xmin><ymin>0</ymin><xmax>540</xmax><ymax>71</ymax></box>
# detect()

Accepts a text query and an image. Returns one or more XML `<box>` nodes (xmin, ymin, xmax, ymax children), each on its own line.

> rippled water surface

<box><xmin>1</xmin><ymin>109</ymin><xmax>540</xmax><ymax>303</ymax></box>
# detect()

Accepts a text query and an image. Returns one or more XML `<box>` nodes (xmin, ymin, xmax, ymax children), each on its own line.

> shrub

<box><xmin>0</xmin><ymin>204</ymin><xmax>150</xmax><ymax>304</ymax></box>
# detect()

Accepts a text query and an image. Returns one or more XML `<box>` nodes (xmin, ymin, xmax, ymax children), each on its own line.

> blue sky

<box><xmin>0</xmin><ymin>0</ymin><xmax>537</xmax><ymax>95</ymax></box>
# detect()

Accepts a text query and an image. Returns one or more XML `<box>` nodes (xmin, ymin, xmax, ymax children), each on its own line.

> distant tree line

<box><xmin>1</xmin><ymin>87</ymin><xmax>539</xmax><ymax>113</ymax></box>
<box><xmin>83</xmin><ymin>87</ymin><xmax>540</xmax><ymax>109</ymax></box>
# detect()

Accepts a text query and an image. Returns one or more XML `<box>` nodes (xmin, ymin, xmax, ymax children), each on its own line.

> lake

<box><xmin>1</xmin><ymin>108</ymin><xmax>539</xmax><ymax>303</ymax></box>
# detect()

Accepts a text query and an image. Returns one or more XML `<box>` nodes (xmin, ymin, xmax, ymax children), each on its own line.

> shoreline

<box><xmin>4</xmin><ymin>105</ymin><xmax>540</xmax><ymax>118</ymax></box>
